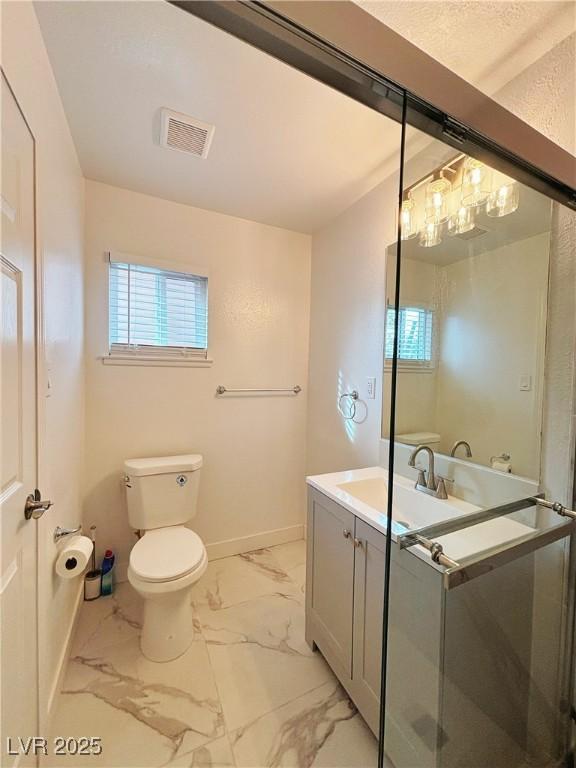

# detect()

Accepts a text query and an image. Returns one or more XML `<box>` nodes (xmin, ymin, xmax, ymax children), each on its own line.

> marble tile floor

<box><xmin>48</xmin><ymin>540</ymin><xmax>379</xmax><ymax>768</ymax></box>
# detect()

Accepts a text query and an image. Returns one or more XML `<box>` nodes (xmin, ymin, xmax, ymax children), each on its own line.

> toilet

<box><xmin>396</xmin><ymin>431</ymin><xmax>441</xmax><ymax>447</ymax></box>
<box><xmin>124</xmin><ymin>454</ymin><xmax>207</xmax><ymax>662</ymax></box>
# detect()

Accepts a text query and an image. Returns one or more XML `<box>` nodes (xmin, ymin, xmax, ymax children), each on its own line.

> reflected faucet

<box><xmin>408</xmin><ymin>444</ymin><xmax>449</xmax><ymax>500</ymax></box>
<box><xmin>450</xmin><ymin>440</ymin><xmax>472</xmax><ymax>458</ymax></box>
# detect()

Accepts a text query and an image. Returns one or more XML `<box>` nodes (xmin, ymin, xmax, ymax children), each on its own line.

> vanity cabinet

<box><xmin>352</xmin><ymin>519</ymin><xmax>386</xmax><ymax>731</ymax></box>
<box><xmin>305</xmin><ymin>488</ymin><xmax>385</xmax><ymax>734</ymax></box>
<box><xmin>306</xmin><ymin>490</ymin><xmax>355</xmax><ymax>680</ymax></box>
<box><xmin>306</xmin><ymin>484</ymin><xmax>556</xmax><ymax>768</ymax></box>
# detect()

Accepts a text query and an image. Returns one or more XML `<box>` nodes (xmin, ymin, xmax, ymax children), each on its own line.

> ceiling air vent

<box><xmin>160</xmin><ymin>109</ymin><xmax>215</xmax><ymax>159</ymax></box>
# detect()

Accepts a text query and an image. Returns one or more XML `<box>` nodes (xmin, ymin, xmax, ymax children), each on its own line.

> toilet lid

<box><xmin>130</xmin><ymin>526</ymin><xmax>205</xmax><ymax>582</ymax></box>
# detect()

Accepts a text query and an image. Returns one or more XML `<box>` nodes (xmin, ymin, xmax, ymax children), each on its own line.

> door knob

<box><xmin>24</xmin><ymin>489</ymin><xmax>53</xmax><ymax>520</ymax></box>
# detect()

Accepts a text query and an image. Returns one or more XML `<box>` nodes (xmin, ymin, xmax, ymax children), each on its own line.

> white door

<box><xmin>1</xmin><ymin>71</ymin><xmax>43</xmax><ymax>767</ymax></box>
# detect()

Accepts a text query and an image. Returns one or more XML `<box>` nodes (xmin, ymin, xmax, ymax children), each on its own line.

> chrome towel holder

<box><xmin>54</xmin><ymin>525</ymin><xmax>82</xmax><ymax>543</ymax></box>
<box><xmin>338</xmin><ymin>390</ymin><xmax>359</xmax><ymax>420</ymax></box>
<box><xmin>216</xmin><ymin>385</ymin><xmax>302</xmax><ymax>395</ymax></box>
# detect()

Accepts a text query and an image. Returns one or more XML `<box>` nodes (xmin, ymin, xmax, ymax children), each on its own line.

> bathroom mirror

<box><xmin>382</xmin><ymin>150</ymin><xmax>552</xmax><ymax>480</ymax></box>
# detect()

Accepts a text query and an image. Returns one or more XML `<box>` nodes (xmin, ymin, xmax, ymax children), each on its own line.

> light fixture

<box><xmin>425</xmin><ymin>175</ymin><xmax>452</xmax><ymax>224</ymax></box>
<box><xmin>461</xmin><ymin>157</ymin><xmax>490</xmax><ymax>208</ymax></box>
<box><xmin>400</xmin><ymin>193</ymin><xmax>417</xmax><ymax>240</ymax></box>
<box><xmin>419</xmin><ymin>221</ymin><xmax>442</xmax><ymax>248</ymax></box>
<box><xmin>402</xmin><ymin>153</ymin><xmax>521</xmax><ymax>249</ymax></box>
<box><xmin>486</xmin><ymin>182</ymin><xmax>519</xmax><ymax>217</ymax></box>
<box><xmin>448</xmin><ymin>204</ymin><xmax>475</xmax><ymax>236</ymax></box>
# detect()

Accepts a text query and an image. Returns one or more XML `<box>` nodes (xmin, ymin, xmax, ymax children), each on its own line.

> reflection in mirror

<box><xmin>382</xmin><ymin>150</ymin><xmax>552</xmax><ymax>479</ymax></box>
<box><xmin>381</xmin><ymin>128</ymin><xmax>575</xmax><ymax>768</ymax></box>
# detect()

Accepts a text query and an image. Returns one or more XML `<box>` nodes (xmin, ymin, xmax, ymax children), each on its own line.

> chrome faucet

<box><xmin>408</xmin><ymin>444</ymin><xmax>449</xmax><ymax>500</ymax></box>
<box><xmin>450</xmin><ymin>440</ymin><xmax>472</xmax><ymax>458</ymax></box>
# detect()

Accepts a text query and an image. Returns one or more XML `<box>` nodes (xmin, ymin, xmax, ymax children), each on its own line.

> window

<box><xmin>108</xmin><ymin>259</ymin><xmax>208</xmax><ymax>360</ymax></box>
<box><xmin>385</xmin><ymin>305</ymin><xmax>433</xmax><ymax>365</ymax></box>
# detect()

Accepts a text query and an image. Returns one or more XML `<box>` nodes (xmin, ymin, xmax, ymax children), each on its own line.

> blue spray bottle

<box><xmin>100</xmin><ymin>549</ymin><xmax>115</xmax><ymax>596</ymax></box>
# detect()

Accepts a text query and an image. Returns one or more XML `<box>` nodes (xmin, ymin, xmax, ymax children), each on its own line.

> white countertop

<box><xmin>307</xmin><ymin>466</ymin><xmax>536</xmax><ymax>570</ymax></box>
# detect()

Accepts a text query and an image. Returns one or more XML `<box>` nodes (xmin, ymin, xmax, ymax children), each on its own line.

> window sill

<box><xmin>100</xmin><ymin>354</ymin><xmax>214</xmax><ymax>368</ymax></box>
<box><xmin>384</xmin><ymin>362</ymin><xmax>435</xmax><ymax>374</ymax></box>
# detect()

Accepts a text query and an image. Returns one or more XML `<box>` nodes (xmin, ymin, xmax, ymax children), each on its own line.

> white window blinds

<box><xmin>109</xmin><ymin>260</ymin><xmax>208</xmax><ymax>357</ymax></box>
<box><xmin>385</xmin><ymin>306</ymin><xmax>433</xmax><ymax>363</ymax></box>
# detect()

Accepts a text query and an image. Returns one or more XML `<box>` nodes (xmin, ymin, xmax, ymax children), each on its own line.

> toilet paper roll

<box><xmin>55</xmin><ymin>535</ymin><xmax>93</xmax><ymax>579</ymax></box>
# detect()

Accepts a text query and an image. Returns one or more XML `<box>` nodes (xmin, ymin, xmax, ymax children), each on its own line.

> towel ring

<box><xmin>338</xmin><ymin>390</ymin><xmax>359</xmax><ymax>420</ymax></box>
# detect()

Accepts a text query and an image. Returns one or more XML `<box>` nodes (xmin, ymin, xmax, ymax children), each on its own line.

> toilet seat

<box><xmin>130</xmin><ymin>526</ymin><xmax>206</xmax><ymax>583</ymax></box>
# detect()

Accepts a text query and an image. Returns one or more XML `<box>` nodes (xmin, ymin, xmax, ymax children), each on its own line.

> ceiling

<box><xmin>35</xmin><ymin>0</ymin><xmax>399</xmax><ymax>234</ymax></box>
<box><xmin>357</xmin><ymin>1</ymin><xmax>575</xmax><ymax>100</ymax></box>
<box><xmin>36</xmin><ymin>1</ymin><xmax>574</xmax><ymax>234</ymax></box>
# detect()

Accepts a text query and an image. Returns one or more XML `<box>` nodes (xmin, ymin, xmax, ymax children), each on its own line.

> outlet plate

<box><xmin>367</xmin><ymin>377</ymin><xmax>376</xmax><ymax>399</ymax></box>
<box><xmin>519</xmin><ymin>374</ymin><xmax>532</xmax><ymax>391</ymax></box>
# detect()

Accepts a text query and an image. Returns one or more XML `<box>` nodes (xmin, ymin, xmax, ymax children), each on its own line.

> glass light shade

<box><xmin>486</xmin><ymin>182</ymin><xmax>519</xmax><ymax>217</ymax></box>
<box><xmin>461</xmin><ymin>157</ymin><xmax>490</xmax><ymax>208</ymax></box>
<box><xmin>448</xmin><ymin>205</ymin><xmax>475</xmax><ymax>236</ymax></box>
<box><xmin>425</xmin><ymin>177</ymin><xmax>452</xmax><ymax>224</ymax></box>
<box><xmin>400</xmin><ymin>195</ymin><xmax>417</xmax><ymax>240</ymax></box>
<box><xmin>419</xmin><ymin>221</ymin><xmax>442</xmax><ymax>248</ymax></box>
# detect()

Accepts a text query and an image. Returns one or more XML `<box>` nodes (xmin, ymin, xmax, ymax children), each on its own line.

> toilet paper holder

<box><xmin>54</xmin><ymin>525</ymin><xmax>82</xmax><ymax>544</ymax></box>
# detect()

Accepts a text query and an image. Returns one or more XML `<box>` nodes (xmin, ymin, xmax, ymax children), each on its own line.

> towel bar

<box><xmin>216</xmin><ymin>385</ymin><xmax>301</xmax><ymax>395</ymax></box>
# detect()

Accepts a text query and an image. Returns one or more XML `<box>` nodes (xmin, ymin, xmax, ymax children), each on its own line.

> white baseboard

<box><xmin>206</xmin><ymin>524</ymin><xmax>304</xmax><ymax>560</ymax></box>
<box><xmin>45</xmin><ymin>579</ymin><xmax>83</xmax><ymax>731</ymax></box>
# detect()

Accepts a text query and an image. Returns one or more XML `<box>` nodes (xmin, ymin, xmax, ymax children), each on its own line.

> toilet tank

<box><xmin>123</xmin><ymin>454</ymin><xmax>202</xmax><ymax>531</ymax></box>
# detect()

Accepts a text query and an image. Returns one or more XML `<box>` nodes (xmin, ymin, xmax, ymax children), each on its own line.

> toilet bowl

<box><xmin>123</xmin><ymin>454</ymin><xmax>206</xmax><ymax>662</ymax></box>
<box><xmin>127</xmin><ymin>526</ymin><xmax>207</xmax><ymax>661</ymax></box>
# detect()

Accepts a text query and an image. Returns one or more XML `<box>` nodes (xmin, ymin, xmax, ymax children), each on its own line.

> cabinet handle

<box><xmin>343</xmin><ymin>529</ymin><xmax>351</xmax><ymax>539</ymax></box>
<box><xmin>353</xmin><ymin>538</ymin><xmax>363</xmax><ymax>548</ymax></box>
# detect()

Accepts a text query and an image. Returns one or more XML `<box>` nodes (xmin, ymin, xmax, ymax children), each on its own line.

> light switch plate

<box><xmin>519</xmin><ymin>374</ymin><xmax>532</xmax><ymax>391</ymax></box>
<box><xmin>367</xmin><ymin>377</ymin><xmax>376</xmax><ymax>399</ymax></box>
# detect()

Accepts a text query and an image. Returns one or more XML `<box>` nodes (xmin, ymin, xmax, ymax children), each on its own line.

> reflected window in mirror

<box><xmin>384</xmin><ymin>305</ymin><xmax>434</xmax><ymax>368</ymax></box>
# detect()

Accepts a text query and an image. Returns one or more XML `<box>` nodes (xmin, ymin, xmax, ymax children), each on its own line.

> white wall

<box><xmin>307</xmin><ymin>170</ymin><xmax>399</xmax><ymax>475</ymax></box>
<box><xmin>434</xmin><ymin>234</ymin><xmax>549</xmax><ymax>478</ymax></box>
<box><xmin>1</xmin><ymin>1</ymin><xmax>85</xmax><ymax>729</ymax></box>
<box><xmin>84</xmin><ymin>180</ymin><xmax>311</xmax><ymax>573</ymax></box>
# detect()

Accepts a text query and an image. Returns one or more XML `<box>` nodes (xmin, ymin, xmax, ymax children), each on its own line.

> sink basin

<box><xmin>336</xmin><ymin>477</ymin><xmax>387</xmax><ymax>512</ymax></box>
<box><xmin>334</xmin><ymin>471</ymin><xmax>535</xmax><ymax>562</ymax></box>
<box><xmin>336</xmin><ymin>475</ymin><xmax>471</xmax><ymax>532</ymax></box>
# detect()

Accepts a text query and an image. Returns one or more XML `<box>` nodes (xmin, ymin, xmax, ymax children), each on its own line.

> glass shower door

<box><xmin>380</xmin><ymin>115</ymin><xmax>576</xmax><ymax>768</ymax></box>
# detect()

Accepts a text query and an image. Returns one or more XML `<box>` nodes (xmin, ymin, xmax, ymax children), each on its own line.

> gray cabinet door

<box><xmin>352</xmin><ymin>518</ymin><xmax>387</xmax><ymax>735</ymax></box>
<box><xmin>306</xmin><ymin>490</ymin><xmax>355</xmax><ymax>680</ymax></box>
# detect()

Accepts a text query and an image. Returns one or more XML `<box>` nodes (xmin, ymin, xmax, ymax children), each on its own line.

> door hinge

<box><xmin>443</xmin><ymin>116</ymin><xmax>468</xmax><ymax>145</ymax></box>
